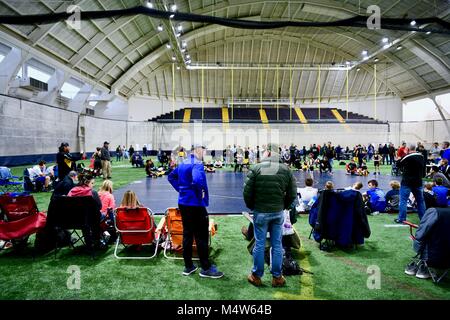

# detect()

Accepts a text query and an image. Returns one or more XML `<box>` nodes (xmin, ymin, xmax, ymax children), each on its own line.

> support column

<box><xmin>68</xmin><ymin>83</ymin><xmax>92</xmax><ymax>113</ymax></box>
<box><xmin>0</xmin><ymin>47</ymin><xmax>28</xmax><ymax>94</ymax></box>
<box><xmin>35</xmin><ymin>69</ymin><xmax>68</xmax><ymax>105</ymax></box>
<box><xmin>431</xmin><ymin>95</ymin><xmax>450</xmax><ymax>137</ymax></box>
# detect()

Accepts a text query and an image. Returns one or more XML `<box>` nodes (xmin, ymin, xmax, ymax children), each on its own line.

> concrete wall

<box><xmin>1</xmin><ymin>94</ymin><xmax>447</xmax><ymax>165</ymax></box>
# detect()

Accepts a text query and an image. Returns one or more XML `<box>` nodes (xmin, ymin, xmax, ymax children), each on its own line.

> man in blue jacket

<box><xmin>168</xmin><ymin>144</ymin><xmax>224</xmax><ymax>279</ymax></box>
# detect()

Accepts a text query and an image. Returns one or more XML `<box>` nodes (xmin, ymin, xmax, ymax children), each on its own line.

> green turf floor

<box><xmin>1</xmin><ymin>159</ymin><xmax>448</xmax><ymax>300</ymax></box>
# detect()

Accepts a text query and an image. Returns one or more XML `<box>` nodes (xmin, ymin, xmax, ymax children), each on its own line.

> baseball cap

<box><xmin>104</xmin><ymin>141</ymin><xmax>110</xmax><ymax>145</ymax></box>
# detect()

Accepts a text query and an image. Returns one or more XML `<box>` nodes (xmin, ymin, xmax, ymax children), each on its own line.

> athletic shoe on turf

<box><xmin>394</xmin><ymin>219</ymin><xmax>404</xmax><ymax>224</ymax></box>
<box><xmin>404</xmin><ymin>260</ymin><xmax>419</xmax><ymax>276</ymax></box>
<box><xmin>182</xmin><ymin>265</ymin><xmax>198</xmax><ymax>276</ymax></box>
<box><xmin>370</xmin><ymin>211</ymin><xmax>380</xmax><ymax>216</ymax></box>
<box><xmin>416</xmin><ymin>262</ymin><xmax>431</xmax><ymax>279</ymax></box>
<box><xmin>199</xmin><ymin>265</ymin><xmax>224</xmax><ymax>279</ymax></box>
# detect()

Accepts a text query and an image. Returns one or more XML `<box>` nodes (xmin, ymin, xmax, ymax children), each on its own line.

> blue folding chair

<box><xmin>0</xmin><ymin>167</ymin><xmax>22</xmax><ymax>193</ymax></box>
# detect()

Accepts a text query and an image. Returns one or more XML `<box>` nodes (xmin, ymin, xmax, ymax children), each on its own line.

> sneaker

<box><xmin>182</xmin><ymin>265</ymin><xmax>198</xmax><ymax>276</ymax></box>
<box><xmin>394</xmin><ymin>219</ymin><xmax>404</xmax><ymax>224</ymax></box>
<box><xmin>416</xmin><ymin>262</ymin><xmax>431</xmax><ymax>279</ymax></box>
<box><xmin>371</xmin><ymin>211</ymin><xmax>380</xmax><ymax>216</ymax></box>
<box><xmin>272</xmin><ymin>275</ymin><xmax>286</xmax><ymax>287</ymax></box>
<box><xmin>248</xmin><ymin>273</ymin><xmax>262</xmax><ymax>287</ymax></box>
<box><xmin>199</xmin><ymin>265</ymin><xmax>224</xmax><ymax>279</ymax></box>
<box><xmin>404</xmin><ymin>260</ymin><xmax>419</xmax><ymax>276</ymax></box>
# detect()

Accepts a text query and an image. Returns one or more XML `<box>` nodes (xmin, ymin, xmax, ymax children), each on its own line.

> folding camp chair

<box><xmin>46</xmin><ymin>196</ymin><xmax>102</xmax><ymax>258</ymax></box>
<box><xmin>404</xmin><ymin>207</ymin><xmax>450</xmax><ymax>283</ymax></box>
<box><xmin>113</xmin><ymin>207</ymin><xmax>159</xmax><ymax>259</ymax></box>
<box><xmin>0</xmin><ymin>167</ymin><xmax>22</xmax><ymax>193</ymax></box>
<box><xmin>158</xmin><ymin>207</ymin><xmax>216</xmax><ymax>260</ymax></box>
<box><xmin>0</xmin><ymin>193</ymin><xmax>46</xmax><ymax>252</ymax></box>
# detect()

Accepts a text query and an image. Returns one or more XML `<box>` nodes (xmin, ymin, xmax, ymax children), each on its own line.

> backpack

<box><xmin>263</xmin><ymin>250</ymin><xmax>302</xmax><ymax>276</ymax></box>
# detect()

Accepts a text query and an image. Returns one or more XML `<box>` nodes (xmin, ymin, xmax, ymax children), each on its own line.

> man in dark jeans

<box><xmin>100</xmin><ymin>141</ymin><xmax>112</xmax><ymax>180</ymax></box>
<box><xmin>395</xmin><ymin>144</ymin><xmax>426</xmax><ymax>223</ymax></box>
<box><xmin>168</xmin><ymin>144</ymin><xmax>224</xmax><ymax>279</ymax></box>
<box><xmin>388</xmin><ymin>143</ymin><xmax>396</xmax><ymax>165</ymax></box>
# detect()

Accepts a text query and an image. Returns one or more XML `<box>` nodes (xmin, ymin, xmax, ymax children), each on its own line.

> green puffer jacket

<box><xmin>243</xmin><ymin>155</ymin><xmax>297</xmax><ymax>213</ymax></box>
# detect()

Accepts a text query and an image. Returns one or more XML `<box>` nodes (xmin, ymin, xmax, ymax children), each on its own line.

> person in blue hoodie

<box><xmin>168</xmin><ymin>144</ymin><xmax>224</xmax><ymax>279</ymax></box>
<box><xmin>364</xmin><ymin>180</ymin><xmax>387</xmax><ymax>214</ymax></box>
<box><xmin>432</xmin><ymin>178</ymin><xmax>449</xmax><ymax>208</ymax></box>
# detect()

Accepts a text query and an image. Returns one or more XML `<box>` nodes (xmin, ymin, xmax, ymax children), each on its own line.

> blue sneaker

<box><xmin>199</xmin><ymin>265</ymin><xmax>224</xmax><ymax>279</ymax></box>
<box><xmin>182</xmin><ymin>265</ymin><xmax>198</xmax><ymax>276</ymax></box>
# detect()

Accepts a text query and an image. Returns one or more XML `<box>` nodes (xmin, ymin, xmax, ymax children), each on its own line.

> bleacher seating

<box><xmin>150</xmin><ymin>107</ymin><xmax>384</xmax><ymax>124</ymax></box>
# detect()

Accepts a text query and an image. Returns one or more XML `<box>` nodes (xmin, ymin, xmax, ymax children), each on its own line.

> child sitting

<box><xmin>213</xmin><ymin>159</ymin><xmax>223</xmax><ymax>168</ymax></box>
<box><xmin>423</xmin><ymin>182</ymin><xmax>437</xmax><ymax>209</ymax></box>
<box><xmin>432</xmin><ymin>178</ymin><xmax>449</xmax><ymax>207</ymax></box>
<box><xmin>324</xmin><ymin>181</ymin><xmax>334</xmax><ymax>191</ymax></box>
<box><xmin>297</xmin><ymin>177</ymin><xmax>318</xmax><ymax>213</ymax></box>
<box><xmin>385</xmin><ymin>180</ymin><xmax>400</xmax><ymax>212</ymax></box>
<box><xmin>145</xmin><ymin>159</ymin><xmax>159</xmax><ymax>178</ymax></box>
<box><xmin>205</xmin><ymin>162</ymin><xmax>216</xmax><ymax>173</ymax></box>
<box><xmin>363</xmin><ymin>180</ymin><xmax>386</xmax><ymax>215</ymax></box>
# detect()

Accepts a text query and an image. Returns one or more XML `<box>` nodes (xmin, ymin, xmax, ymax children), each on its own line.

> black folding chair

<box><xmin>46</xmin><ymin>196</ymin><xmax>102</xmax><ymax>258</ymax></box>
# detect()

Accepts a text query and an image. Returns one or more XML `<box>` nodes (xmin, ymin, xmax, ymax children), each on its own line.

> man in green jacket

<box><xmin>243</xmin><ymin>143</ymin><xmax>297</xmax><ymax>287</ymax></box>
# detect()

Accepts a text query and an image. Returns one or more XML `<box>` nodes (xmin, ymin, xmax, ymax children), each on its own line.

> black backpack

<box><xmin>263</xmin><ymin>250</ymin><xmax>302</xmax><ymax>276</ymax></box>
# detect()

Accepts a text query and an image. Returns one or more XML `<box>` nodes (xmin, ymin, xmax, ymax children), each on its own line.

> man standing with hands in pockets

<box><xmin>168</xmin><ymin>144</ymin><xmax>224</xmax><ymax>279</ymax></box>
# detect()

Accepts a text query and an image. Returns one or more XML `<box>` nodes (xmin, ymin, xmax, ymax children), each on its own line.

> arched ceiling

<box><xmin>0</xmin><ymin>0</ymin><xmax>449</xmax><ymax>102</ymax></box>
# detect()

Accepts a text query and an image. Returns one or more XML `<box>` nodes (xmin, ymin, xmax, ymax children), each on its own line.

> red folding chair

<box><xmin>114</xmin><ymin>207</ymin><xmax>159</xmax><ymax>259</ymax></box>
<box><xmin>0</xmin><ymin>194</ymin><xmax>46</xmax><ymax>251</ymax></box>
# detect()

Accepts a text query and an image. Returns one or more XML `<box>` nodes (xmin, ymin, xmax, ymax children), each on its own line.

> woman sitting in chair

<box><xmin>67</xmin><ymin>174</ymin><xmax>102</xmax><ymax>211</ymax></box>
<box><xmin>120</xmin><ymin>190</ymin><xmax>142</xmax><ymax>208</ymax></box>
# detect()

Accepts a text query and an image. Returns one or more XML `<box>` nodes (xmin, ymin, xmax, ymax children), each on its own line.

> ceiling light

<box><xmin>186</xmin><ymin>54</ymin><xmax>190</xmax><ymax>59</ymax></box>
<box><xmin>362</xmin><ymin>50</ymin><xmax>368</xmax><ymax>56</ymax></box>
<box><xmin>166</xmin><ymin>44</ymin><xmax>171</xmax><ymax>49</ymax></box>
<box><xmin>169</xmin><ymin>14</ymin><xmax>175</xmax><ymax>19</ymax></box>
<box><xmin>396</xmin><ymin>45</ymin><xmax>403</xmax><ymax>50</ymax></box>
<box><xmin>146</xmin><ymin>1</ymin><xmax>154</xmax><ymax>8</ymax></box>
<box><xmin>410</xmin><ymin>20</ymin><xmax>416</xmax><ymax>26</ymax></box>
<box><xmin>172</xmin><ymin>56</ymin><xmax>176</xmax><ymax>61</ymax></box>
<box><xmin>426</xmin><ymin>31</ymin><xmax>432</xmax><ymax>35</ymax></box>
<box><xmin>181</xmin><ymin>41</ymin><xmax>187</xmax><ymax>48</ymax></box>
<box><xmin>383</xmin><ymin>44</ymin><xmax>391</xmax><ymax>49</ymax></box>
<box><xmin>176</xmin><ymin>24</ymin><xmax>182</xmax><ymax>32</ymax></box>
<box><xmin>176</xmin><ymin>66</ymin><xmax>180</xmax><ymax>70</ymax></box>
<box><xmin>374</xmin><ymin>58</ymin><xmax>379</xmax><ymax>62</ymax></box>
<box><xmin>356</xmin><ymin>68</ymin><xmax>361</xmax><ymax>72</ymax></box>
<box><xmin>175</xmin><ymin>32</ymin><xmax>181</xmax><ymax>37</ymax></box>
<box><xmin>157</xmin><ymin>24</ymin><xmax>163</xmax><ymax>32</ymax></box>
<box><xmin>382</xmin><ymin>37</ymin><xmax>389</xmax><ymax>43</ymax></box>
<box><xmin>345</xmin><ymin>61</ymin><xmax>350</xmax><ymax>65</ymax></box>
<box><xmin>363</xmin><ymin>56</ymin><xmax>369</xmax><ymax>61</ymax></box>
<box><xmin>180</xmin><ymin>48</ymin><xmax>186</xmax><ymax>53</ymax></box>
<box><xmin>170</xmin><ymin>4</ymin><xmax>177</xmax><ymax>11</ymax></box>
<box><xmin>186</xmin><ymin>59</ymin><xmax>192</xmax><ymax>64</ymax></box>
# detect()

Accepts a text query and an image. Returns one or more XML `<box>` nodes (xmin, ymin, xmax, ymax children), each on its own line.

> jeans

<box><xmin>251</xmin><ymin>211</ymin><xmax>284</xmax><ymax>278</ymax></box>
<box><xmin>398</xmin><ymin>185</ymin><xmax>426</xmax><ymax>222</ymax></box>
<box><xmin>179</xmin><ymin>204</ymin><xmax>211</xmax><ymax>271</ymax></box>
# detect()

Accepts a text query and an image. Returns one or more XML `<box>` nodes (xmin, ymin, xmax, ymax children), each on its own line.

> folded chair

<box><xmin>113</xmin><ymin>207</ymin><xmax>159</xmax><ymax>259</ymax></box>
<box><xmin>0</xmin><ymin>193</ymin><xmax>46</xmax><ymax>251</ymax></box>
<box><xmin>0</xmin><ymin>167</ymin><xmax>22</xmax><ymax>193</ymax></box>
<box><xmin>46</xmin><ymin>196</ymin><xmax>102</xmax><ymax>258</ymax></box>
<box><xmin>404</xmin><ymin>207</ymin><xmax>450</xmax><ymax>283</ymax></box>
<box><xmin>158</xmin><ymin>207</ymin><xmax>216</xmax><ymax>260</ymax></box>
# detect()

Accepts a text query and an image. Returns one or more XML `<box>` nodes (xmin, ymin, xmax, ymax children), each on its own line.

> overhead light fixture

<box><xmin>345</xmin><ymin>61</ymin><xmax>350</xmax><ymax>65</ymax></box>
<box><xmin>356</xmin><ymin>68</ymin><xmax>361</xmax><ymax>72</ymax></box>
<box><xmin>396</xmin><ymin>45</ymin><xmax>403</xmax><ymax>50</ymax></box>
<box><xmin>363</xmin><ymin>56</ymin><xmax>369</xmax><ymax>61</ymax></box>
<box><xmin>171</xmin><ymin>56</ymin><xmax>176</xmax><ymax>61</ymax></box>
<box><xmin>180</xmin><ymin>48</ymin><xmax>186</xmax><ymax>53</ymax></box>
<box><xmin>175</xmin><ymin>32</ymin><xmax>181</xmax><ymax>37</ymax></box>
<box><xmin>382</xmin><ymin>37</ymin><xmax>389</xmax><ymax>43</ymax></box>
<box><xmin>426</xmin><ymin>31</ymin><xmax>432</xmax><ymax>35</ymax></box>
<box><xmin>362</xmin><ymin>50</ymin><xmax>368</xmax><ymax>56</ymax></box>
<box><xmin>169</xmin><ymin>14</ymin><xmax>175</xmax><ymax>19</ymax></box>
<box><xmin>176</xmin><ymin>66</ymin><xmax>181</xmax><ymax>70</ymax></box>
<box><xmin>181</xmin><ymin>41</ymin><xmax>187</xmax><ymax>48</ymax></box>
<box><xmin>383</xmin><ymin>44</ymin><xmax>391</xmax><ymax>49</ymax></box>
<box><xmin>157</xmin><ymin>24</ymin><xmax>163</xmax><ymax>32</ymax></box>
<box><xmin>186</xmin><ymin>59</ymin><xmax>192</xmax><ymax>64</ymax></box>
<box><xmin>145</xmin><ymin>1</ymin><xmax>154</xmax><ymax>8</ymax></box>
<box><xmin>176</xmin><ymin>24</ymin><xmax>182</xmax><ymax>32</ymax></box>
<box><xmin>374</xmin><ymin>58</ymin><xmax>379</xmax><ymax>62</ymax></box>
<box><xmin>185</xmin><ymin>54</ymin><xmax>190</xmax><ymax>59</ymax></box>
<box><xmin>170</xmin><ymin>4</ymin><xmax>177</xmax><ymax>11</ymax></box>
<box><xmin>410</xmin><ymin>20</ymin><xmax>416</xmax><ymax>26</ymax></box>
<box><xmin>166</xmin><ymin>44</ymin><xmax>171</xmax><ymax>49</ymax></box>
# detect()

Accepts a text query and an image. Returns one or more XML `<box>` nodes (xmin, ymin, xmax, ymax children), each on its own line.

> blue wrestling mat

<box><xmin>113</xmin><ymin>170</ymin><xmax>400</xmax><ymax>214</ymax></box>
